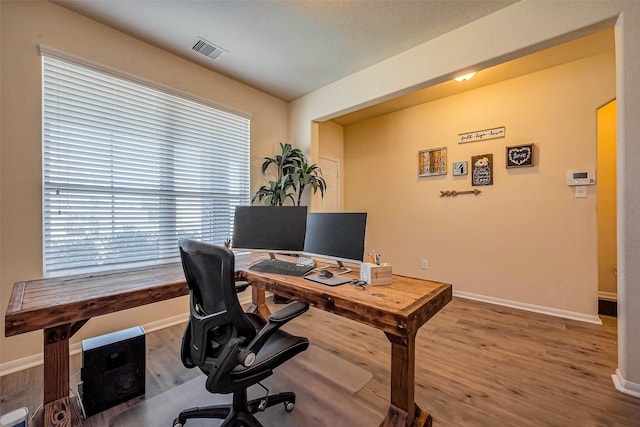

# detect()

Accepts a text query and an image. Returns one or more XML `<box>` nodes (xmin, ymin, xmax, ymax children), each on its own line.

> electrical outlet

<box><xmin>421</xmin><ymin>259</ymin><xmax>429</xmax><ymax>269</ymax></box>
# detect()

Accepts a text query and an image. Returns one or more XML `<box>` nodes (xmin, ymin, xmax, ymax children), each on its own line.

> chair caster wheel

<box><xmin>284</xmin><ymin>401</ymin><xmax>295</xmax><ymax>412</ymax></box>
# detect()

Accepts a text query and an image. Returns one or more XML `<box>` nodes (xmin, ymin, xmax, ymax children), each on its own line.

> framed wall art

<box><xmin>418</xmin><ymin>147</ymin><xmax>447</xmax><ymax>177</ymax></box>
<box><xmin>506</xmin><ymin>143</ymin><xmax>534</xmax><ymax>168</ymax></box>
<box><xmin>471</xmin><ymin>153</ymin><xmax>493</xmax><ymax>186</ymax></box>
<box><xmin>452</xmin><ymin>161</ymin><xmax>468</xmax><ymax>176</ymax></box>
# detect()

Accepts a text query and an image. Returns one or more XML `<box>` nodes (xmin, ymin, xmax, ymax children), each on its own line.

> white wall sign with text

<box><xmin>458</xmin><ymin>126</ymin><xmax>506</xmax><ymax>143</ymax></box>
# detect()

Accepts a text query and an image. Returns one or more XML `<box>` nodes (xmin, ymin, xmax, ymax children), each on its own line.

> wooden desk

<box><xmin>5</xmin><ymin>262</ymin><xmax>191</xmax><ymax>427</ymax></box>
<box><xmin>5</xmin><ymin>255</ymin><xmax>451</xmax><ymax>427</ymax></box>
<box><xmin>237</xmin><ymin>268</ymin><xmax>452</xmax><ymax>427</ymax></box>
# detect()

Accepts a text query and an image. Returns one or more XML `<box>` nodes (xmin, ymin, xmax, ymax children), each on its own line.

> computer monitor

<box><xmin>231</xmin><ymin>206</ymin><xmax>308</xmax><ymax>257</ymax></box>
<box><xmin>303</xmin><ymin>212</ymin><xmax>367</xmax><ymax>273</ymax></box>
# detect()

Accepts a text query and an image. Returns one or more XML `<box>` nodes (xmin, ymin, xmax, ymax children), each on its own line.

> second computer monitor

<box><xmin>303</xmin><ymin>212</ymin><xmax>367</xmax><ymax>272</ymax></box>
<box><xmin>232</xmin><ymin>206</ymin><xmax>308</xmax><ymax>255</ymax></box>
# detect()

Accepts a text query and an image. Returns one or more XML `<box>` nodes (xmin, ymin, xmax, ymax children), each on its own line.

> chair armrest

<box><xmin>235</xmin><ymin>281</ymin><xmax>250</xmax><ymax>293</ymax></box>
<box><xmin>237</xmin><ymin>301</ymin><xmax>309</xmax><ymax>367</ymax></box>
<box><xmin>204</xmin><ymin>337</ymin><xmax>243</xmax><ymax>393</ymax></box>
<box><xmin>269</xmin><ymin>300</ymin><xmax>309</xmax><ymax>323</ymax></box>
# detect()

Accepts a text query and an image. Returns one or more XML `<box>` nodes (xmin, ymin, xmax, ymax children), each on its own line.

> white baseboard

<box><xmin>612</xmin><ymin>369</ymin><xmax>640</xmax><ymax>398</ymax></box>
<box><xmin>453</xmin><ymin>290</ymin><xmax>603</xmax><ymax>325</ymax></box>
<box><xmin>140</xmin><ymin>313</ymin><xmax>189</xmax><ymax>334</ymax></box>
<box><xmin>598</xmin><ymin>291</ymin><xmax>618</xmax><ymax>302</ymax></box>
<box><xmin>0</xmin><ymin>351</ymin><xmax>45</xmax><ymax>377</ymax></box>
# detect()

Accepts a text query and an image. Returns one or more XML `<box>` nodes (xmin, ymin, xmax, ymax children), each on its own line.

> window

<box><xmin>42</xmin><ymin>54</ymin><xmax>250</xmax><ymax>277</ymax></box>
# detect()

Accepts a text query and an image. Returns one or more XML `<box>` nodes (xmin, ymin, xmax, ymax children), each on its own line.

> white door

<box><xmin>319</xmin><ymin>157</ymin><xmax>340</xmax><ymax>212</ymax></box>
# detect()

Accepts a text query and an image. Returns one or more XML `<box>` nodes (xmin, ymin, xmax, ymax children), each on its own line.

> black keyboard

<box><xmin>249</xmin><ymin>259</ymin><xmax>314</xmax><ymax>277</ymax></box>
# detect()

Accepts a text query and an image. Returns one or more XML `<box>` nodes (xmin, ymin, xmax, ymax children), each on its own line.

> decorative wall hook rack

<box><xmin>440</xmin><ymin>189</ymin><xmax>482</xmax><ymax>197</ymax></box>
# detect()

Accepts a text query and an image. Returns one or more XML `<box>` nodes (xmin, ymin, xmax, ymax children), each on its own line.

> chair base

<box><xmin>173</xmin><ymin>388</ymin><xmax>296</xmax><ymax>427</ymax></box>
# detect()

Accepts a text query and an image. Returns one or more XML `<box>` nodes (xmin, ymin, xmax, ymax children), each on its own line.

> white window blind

<box><xmin>42</xmin><ymin>55</ymin><xmax>250</xmax><ymax>277</ymax></box>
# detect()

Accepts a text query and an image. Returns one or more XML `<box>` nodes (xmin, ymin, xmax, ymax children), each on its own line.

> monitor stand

<box><xmin>325</xmin><ymin>261</ymin><xmax>351</xmax><ymax>274</ymax></box>
<box><xmin>268</xmin><ymin>252</ymin><xmax>308</xmax><ymax>266</ymax></box>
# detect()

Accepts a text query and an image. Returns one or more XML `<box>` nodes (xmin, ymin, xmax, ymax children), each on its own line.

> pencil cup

<box><xmin>360</xmin><ymin>262</ymin><xmax>392</xmax><ymax>285</ymax></box>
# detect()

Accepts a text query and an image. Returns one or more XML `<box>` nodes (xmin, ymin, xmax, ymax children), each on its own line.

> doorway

<box><xmin>597</xmin><ymin>99</ymin><xmax>617</xmax><ymax>316</ymax></box>
<box><xmin>319</xmin><ymin>156</ymin><xmax>340</xmax><ymax>212</ymax></box>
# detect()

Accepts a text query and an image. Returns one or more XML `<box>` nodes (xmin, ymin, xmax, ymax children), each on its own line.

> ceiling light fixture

<box><xmin>454</xmin><ymin>72</ymin><xmax>476</xmax><ymax>82</ymax></box>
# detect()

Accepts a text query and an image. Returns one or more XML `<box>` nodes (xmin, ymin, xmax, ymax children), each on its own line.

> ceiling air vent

<box><xmin>191</xmin><ymin>38</ymin><xmax>228</xmax><ymax>61</ymax></box>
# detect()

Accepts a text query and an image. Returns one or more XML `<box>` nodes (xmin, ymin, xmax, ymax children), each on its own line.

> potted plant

<box><xmin>252</xmin><ymin>142</ymin><xmax>327</xmax><ymax>206</ymax></box>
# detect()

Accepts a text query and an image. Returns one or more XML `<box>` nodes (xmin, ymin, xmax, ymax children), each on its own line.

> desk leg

<box><xmin>43</xmin><ymin>324</ymin><xmax>73</xmax><ymax>427</ymax></box>
<box><xmin>247</xmin><ymin>286</ymin><xmax>271</xmax><ymax>320</ymax></box>
<box><xmin>41</xmin><ymin>322</ymin><xmax>87</xmax><ymax>427</ymax></box>
<box><xmin>381</xmin><ymin>332</ymin><xmax>432</xmax><ymax>427</ymax></box>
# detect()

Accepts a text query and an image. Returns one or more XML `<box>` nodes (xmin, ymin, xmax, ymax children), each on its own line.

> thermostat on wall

<box><xmin>566</xmin><ymin>170</ymin><xmax>596</xmax><ymax>186</ymax></box>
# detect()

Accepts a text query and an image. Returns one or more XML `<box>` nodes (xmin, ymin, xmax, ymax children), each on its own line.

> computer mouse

<box><xmin>318</xmin><ymin>269</ymin><xmax>333</xmax><ymax>278</ymax></box>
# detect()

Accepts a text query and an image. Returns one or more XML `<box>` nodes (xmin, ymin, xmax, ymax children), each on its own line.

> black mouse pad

<box><xmin>304</xmin><ymin>273</ymin><xmax>352</xmax><ymax>286</ymax></box>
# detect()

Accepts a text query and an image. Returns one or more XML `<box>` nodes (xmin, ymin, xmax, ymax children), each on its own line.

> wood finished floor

<box><xmin>2</xmin><ymin>297</ymin><xmax>639</xmax><ymax>426</ymax></box>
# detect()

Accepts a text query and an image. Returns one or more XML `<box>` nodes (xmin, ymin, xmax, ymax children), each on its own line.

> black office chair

<box><xmin>174</xmin><ymin>239</ymin><xmax>310</xmax><ymax>427</ymax></box>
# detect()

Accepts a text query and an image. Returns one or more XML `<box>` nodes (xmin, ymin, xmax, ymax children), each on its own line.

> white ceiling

<box><xmin>54</xmin><ymin>0</ymin><xmax>517</xmax><ymax>101</ymax></box>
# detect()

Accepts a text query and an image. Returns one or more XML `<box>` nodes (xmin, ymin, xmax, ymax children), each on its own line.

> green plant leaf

<box><xmin>251</xmin><ymin>142</ymin><xmax>327</xmax><ymax>206</ymax></box>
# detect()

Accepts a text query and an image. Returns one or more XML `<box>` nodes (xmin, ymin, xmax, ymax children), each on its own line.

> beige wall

<box><xmin>597</xmin><ymin>100</ymin><xmax>617</xmax><ymax>296</ymax></box>
<box><xmin>342</xmin><ymin>52</ymin><xmax>614</xmax><ymax>317</ymax></box>
<box><xmin>290</xmin><ymin>0</ymin><xmax>640</xmax><ymax>391</ymax></box>
<box><xmin>0</xmin><ymin>1</ymin><xmax>288</xmax><ymax>364</ymax></box>
<box><xmin>318</xmin><ymin>121</ymin><xmax>344</xmax><ymax>161</ymax></box>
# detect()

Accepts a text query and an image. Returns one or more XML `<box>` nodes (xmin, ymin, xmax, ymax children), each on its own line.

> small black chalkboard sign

<box><xmin>506</xmin><ymin>143</ymin><xmax>534</xmax><ymax>168</ymax></box>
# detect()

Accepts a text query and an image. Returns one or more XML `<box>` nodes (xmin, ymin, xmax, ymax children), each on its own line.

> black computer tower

<box><xmin>80</xmin><ymin>326</ymin><xmax>146</xmax><ymax>417</ymax></box>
